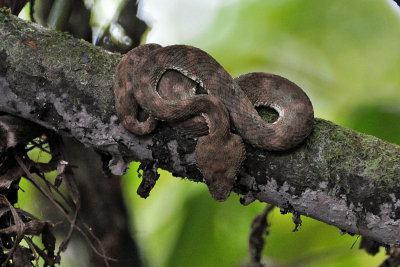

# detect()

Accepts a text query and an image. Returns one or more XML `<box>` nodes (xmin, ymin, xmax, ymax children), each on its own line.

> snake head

<box><xmin>195</xmin><ymin>134</ymin><xmax>245</xmax><ymax>202</ymax></box>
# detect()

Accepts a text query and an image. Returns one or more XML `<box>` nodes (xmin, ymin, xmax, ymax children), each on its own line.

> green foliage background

<box><xmin>123</xmin><ymin>1</ymin><xmax>400</xmax><ymax>266</ymax></box>
<box><xmin>18</xmin><ymin>0</ymin><xmax>400</xmax><ymax>266</ymax></box>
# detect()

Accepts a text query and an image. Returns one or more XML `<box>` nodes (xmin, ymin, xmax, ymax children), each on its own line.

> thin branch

<box><xmin>14</xmin><ymin>154</ymin><xmax>114</xmax><ymax>265</ymax></box>
<box><xmin>247</xmin><ymin>205</ymin><xmax>275</xmax><ymax>267</ymax></box>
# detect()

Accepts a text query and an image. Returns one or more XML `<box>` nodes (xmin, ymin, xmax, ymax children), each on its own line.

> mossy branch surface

<box><xmin>1</xmin><ymin>10</ymin><xmax>399</xmax><ymax>246</ymax></box>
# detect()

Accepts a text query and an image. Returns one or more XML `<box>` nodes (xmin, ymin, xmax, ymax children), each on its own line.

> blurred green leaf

<box><xmin>344</xmin><ymin>104</ymin><xmax>400</xmax><ymax>145</ymax></box>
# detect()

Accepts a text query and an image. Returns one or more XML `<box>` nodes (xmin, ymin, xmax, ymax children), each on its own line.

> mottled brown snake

<box><xmin>113</xmin><ymin>44</ymin><xmax>314</xmax><ymax>201</ymax></box>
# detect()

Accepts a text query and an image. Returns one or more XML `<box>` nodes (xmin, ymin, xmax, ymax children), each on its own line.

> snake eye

<box><xmin>255</xmin><ymin>106</ymin><xmax>279</xmax><ymax>123</ymax></box>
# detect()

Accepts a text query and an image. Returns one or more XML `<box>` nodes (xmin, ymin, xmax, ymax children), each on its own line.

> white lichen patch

<box><xmin>254</xmin><ymin>176</ymin><xmax>400</xmax><ymax>246</ymax></box>
<box><xmin>167</xmin><ymin>139</ymin><xmax>184</xmax><ymax>173</ymax></box>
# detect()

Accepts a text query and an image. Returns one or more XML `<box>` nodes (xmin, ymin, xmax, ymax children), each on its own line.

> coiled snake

<box><xmin>113</xmin><ymin>44</ymin><xmax>314</xmax><ymax>201</ymax></box>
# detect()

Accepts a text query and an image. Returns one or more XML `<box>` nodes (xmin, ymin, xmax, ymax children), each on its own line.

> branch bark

<box><xmin>1</xmin><ymin>10</ymin><xmax>400</xmax><ymax>246</ymax></box>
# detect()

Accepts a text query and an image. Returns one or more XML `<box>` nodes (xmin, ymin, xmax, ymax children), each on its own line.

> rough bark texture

<box><xmin>1</xmin><ymin>10</ymin><xmax>400</xmax><ymax>246</ymax></box>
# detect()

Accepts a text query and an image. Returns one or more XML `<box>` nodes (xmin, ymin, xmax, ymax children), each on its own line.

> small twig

<box><xmin>27</xmin><ymin>138</ymin><xmax>51</xmax><ymax>155</ymax></box>
<box><xmin>34</xmin><ymin>171</ymin><xmax>75</xmax><ymax>208</ymax></box>
<box><xmin>15</xmin><ymin>153</ymin><xmax>115</xmax><ymax>265</ymax></box>
<box><xmin>73</xmin><ymin>222</ymin><xmax>116</xmax><ymax>265</ymax></box>
<box><xmin>292</xmin><ymin>211</ymin><xmax>302</xmax><ymax>232</ymax></box>
<box><xmin>0</xmin><ymin>195</ymin><xmax>25</xmax><ymax>267</ymax></box>
<box><xmin>247</xmin><ymin>205</ymin><xmax>275</xmax><ymax>267</ymax></box>
<box><xmin>57</xmin><ymin>209</ymin><xmax>77</xmax><ymax>253</ymax></box>
<box><xmin>16</xmin><ymin>155</ymin><xmax>70</xmax><ymax>215</ymax></box>
<box><xmin>26</xmin><ymin>236</ymin><xmax>57</xmax><ymax>266</ymax></box>
<box><xmin>23</xmin><ymin>236</ymin><xmax>40</xmax><ymax>267</ymax></box>
<box><xmin>380</xmin><ymin>248</ymin><xmax>400</xmax><ymax>267</ymax></box>
<box><xmin>56</xmin><ymin>163</ymin><xmax>80</xmax><ymax>256</ymax></box>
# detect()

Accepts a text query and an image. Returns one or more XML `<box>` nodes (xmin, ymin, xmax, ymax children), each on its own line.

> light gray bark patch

<box><xmin>167</xmin><ymin>139</ymin><xmax>184</xmax><ymax>174</ymax></box>
<box><xmin>0</xmin><ymin>77</ymin><xmax>34</xmax><ymax>118</ymax></box>
<box><xmin>255</xmin><ymin>179</ymin><xmax>400</xmax><ymax>246</ymax></box>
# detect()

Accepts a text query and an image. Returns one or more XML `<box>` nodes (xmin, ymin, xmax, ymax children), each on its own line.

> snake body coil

<box><xmin>113</xmin><ymin>44</ymin><xmax>314</xmax><ymax>201</ymax></box>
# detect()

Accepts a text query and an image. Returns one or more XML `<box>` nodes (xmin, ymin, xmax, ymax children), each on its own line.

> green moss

<box><xmin>262</xmin><ymin>117</ymin><xmax>400</xmax><ymax>218</ymax></box>
<box><xmin>1</xmin><ymin>10</ymin><xmax>121</xmax><ymax>120</ymax></box>
<box><xmin>0</xmin><ymin>7</ymin><xmax>11</xmax><ymax>16</ymax></box>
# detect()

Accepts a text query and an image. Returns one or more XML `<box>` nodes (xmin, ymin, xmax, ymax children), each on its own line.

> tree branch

<box><xmin>1</xmin><ymin>10</ymin><xmax>399</xmax><ymax>246</ymax></box>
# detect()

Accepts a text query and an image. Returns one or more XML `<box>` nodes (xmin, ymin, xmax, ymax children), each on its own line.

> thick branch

<box><xmin>1</xmin><ymin>10</ymin><xmax>400</xmax><ymax>246</ymax></box>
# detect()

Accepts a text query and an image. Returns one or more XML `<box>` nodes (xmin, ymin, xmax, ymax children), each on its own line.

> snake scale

<box><xmin>113</xmin><ymin>44</ymin><xmax>314</xmax><ymax>201</ymax></box>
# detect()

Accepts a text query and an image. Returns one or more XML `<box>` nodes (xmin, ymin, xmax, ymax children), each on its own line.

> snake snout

<box><xmin>200</xmin><ymin>167</ymin><xmax>236</xmax><ymax>201</ymax></box>
<box><xmin>205</xmin><ymin>171</ymin><xmax>235</xmax><ymax>201</ymax></box>
<box><xmin>207</xmin><ymin>177</ymin><xmax>233</xmax><ymax>202</ymax></box>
